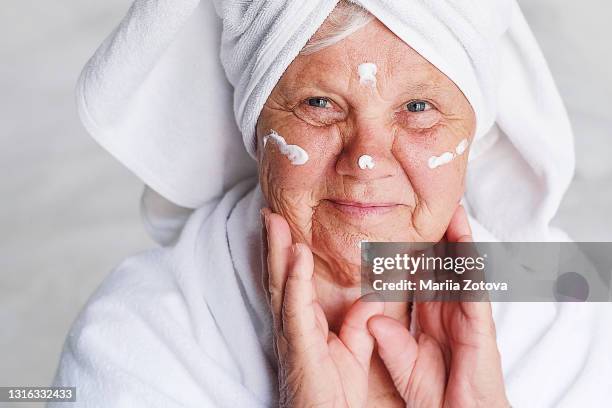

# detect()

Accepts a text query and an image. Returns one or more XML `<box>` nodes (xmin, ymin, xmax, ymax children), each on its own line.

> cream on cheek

<box><xmin>260</xmin><ymin>127</ymin><xmax>321</xmax><ymax>218</ymax></box>
<box><xmin>263</xmin><ymin>130</ymin><xmax>309</xmax><ymax>165</ymax></box>
<box><xmin>427</xmin><ymin>138</ymin><xmax>470</xmax><ymax>169</ymax></box>
<box><xmin>388</xmin><ymin>132</ymin><xmax>465</xmax><ymax>239</ymax></box>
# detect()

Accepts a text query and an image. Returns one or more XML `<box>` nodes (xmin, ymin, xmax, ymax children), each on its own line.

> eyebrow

<box><xmin>401</xmin><ymin>82</ymin><xmax>446</xmax><ymax>94</ymax></box>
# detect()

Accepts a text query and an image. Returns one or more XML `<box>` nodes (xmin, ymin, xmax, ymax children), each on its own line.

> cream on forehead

<box><xmin>358</xmin><ymin>63</ymin><xmax>377</xmax><ymax>87</ymax></box>
<box><xmin>263</xmin><ymin>130</ymin><xmax>309</xmax><ymax>165</ymax></box>
<box><xmin>358</xmin><ymin>154</ymin><xmax>375</xmax><ymax>169</ymax></box>
<box><xmin>428</xmin><ymin>138</ymin><xmax>470</xmax><ymax>169</ymax></box>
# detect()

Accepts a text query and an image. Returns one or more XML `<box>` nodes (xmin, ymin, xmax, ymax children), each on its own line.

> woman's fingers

<box><xmin>262</xmin><ymin>208</ymin><xmax>328</xmax><ymax>346</ymax></box>
<box><xmin>260</xmin><ymin>209</ymin><xmax>271</xmax><ymax>306</ymax></box>
<box><xmin>445</xmin><ymin>204</ymin><xmax>493</xmax><ymax>304</ymax></box>
<box><xmin>412</xmin><ymin>333</ymin><xmax>447</xmax><ymax>405</ymax></box>
<box><xmin>262</xmin><ymin>208</ymin><xmax>293</xmax><ymax>333</ymax></box>
<box><xmin>445</xmin><ymin>204</ymin><xmax>473</xmax><ymax>243</ymax></box>
<box><xmin>338</xmin><ymin>294</ymin><xmax>385</xmax><ymax>372</ymax></box>
<box><xmin>282</xmin><ymin>243</ymin><xmax>324</xmax><ymax>346</ymax></box>
<box><xmin>367</xmin><ymin>315</ymin><xmax>418</xmax><ymax>398</ymax></box>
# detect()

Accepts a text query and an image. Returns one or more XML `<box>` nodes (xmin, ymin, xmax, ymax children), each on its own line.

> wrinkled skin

<box><xmin>256</xmin><ymin>11</ymin><xmax>507</xmax><ymax>408</ymax></box>
<box><xmin>262</xmin><ymin>206</ymin><xmax>509</xmax><ymax>407</ymax></box>
<box><xmin>257</xmin><ymin>19</ymin><xmax>475</xmax><ymax>293</ymax></box>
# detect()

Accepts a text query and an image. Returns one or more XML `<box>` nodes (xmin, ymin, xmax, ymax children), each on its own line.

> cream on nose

<box><xmin>334</xmin><ymin>122</ymin><xmax>395</xmax><ymax>178</ymax></box>
<box><xmin>358</xmin><ymin>154</ymin><xmax>375</xmax><ymax>169</ymax></box>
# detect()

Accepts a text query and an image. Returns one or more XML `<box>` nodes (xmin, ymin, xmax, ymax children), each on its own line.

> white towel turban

<box><xmin>78</xmin><ymin>0</ymin><xmax>575</xmax><ymax>243</ymax></box>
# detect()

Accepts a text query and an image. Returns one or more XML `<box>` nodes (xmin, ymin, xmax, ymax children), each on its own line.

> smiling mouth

<box><xmin>327</xmin><ymin>199</ymin><xmax>400</xmax><ymax>217</ymax></box>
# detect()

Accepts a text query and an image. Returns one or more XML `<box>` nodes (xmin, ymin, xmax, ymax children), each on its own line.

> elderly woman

<box><xmin>51</xmin><ymin>0</ymin><xmax>611</xmax><ymax>407</ymax></box>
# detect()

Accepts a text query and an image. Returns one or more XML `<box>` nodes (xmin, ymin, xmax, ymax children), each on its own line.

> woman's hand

<box><xmin>367</xmin><ymin>205</ymin><xmax>511</xmax><ymax>408</ymax></box>
<box><xmin>261</xmin><ymin>207</ymin><xmax>384</xmax><ymax>408</ymax></box>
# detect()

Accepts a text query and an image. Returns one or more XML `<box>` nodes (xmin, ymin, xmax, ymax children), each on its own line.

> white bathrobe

<box><xmin>50</xmin><ymin>0</ymin><xmax>612</xmax><ymax>406</ymax></box>
<box><xmin>50</xmin><ymin>176</ymin><xmax>612</xmax><ymax>407</ymax></box>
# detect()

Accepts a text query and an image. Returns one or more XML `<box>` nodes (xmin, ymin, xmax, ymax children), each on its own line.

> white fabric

<box><xmin>53</xmin><ymin>0</ymin><xmax>612</xmax><ymax>406</ymax></box>
<box><xmin>140</xmin><ymin>186</ymin><xmax>193</xmax><ymax>246</ymax></box>
<box><xmin>77</xmin><ymin>0</ymin><xmax>256</xmax><ymax>210</ymax></box>
<box><xmin>51</xmin><ymin>179</ymin><xmax>612</xmax><ymax>407</ymax></box>
<box><xmin>52</xmin><ymin>179</ymin><xmax>275</xmax><ymax>407</ymax></box>
<box><xmin>78</xmin><ymin>0</ymin><xmax>573</xmax><ymax>242</ymax></box>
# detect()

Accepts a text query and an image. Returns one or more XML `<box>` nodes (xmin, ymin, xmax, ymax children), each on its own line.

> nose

<box><xmin>335</xmin><ymin>122</ymin><xmax>397</xmax><ymax>181</ymax></box>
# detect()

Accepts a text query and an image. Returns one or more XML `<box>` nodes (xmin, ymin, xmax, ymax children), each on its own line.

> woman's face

<box><xmin>256</xmin><ymin>18</ymin><xmax>476</xmax><ymax>285</ymax></box>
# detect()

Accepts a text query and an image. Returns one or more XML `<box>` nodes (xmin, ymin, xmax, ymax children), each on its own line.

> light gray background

<box><xmin>0</xmin><ymin>0</ymin><xmax>610</xmax><ymax>403</ymax></box>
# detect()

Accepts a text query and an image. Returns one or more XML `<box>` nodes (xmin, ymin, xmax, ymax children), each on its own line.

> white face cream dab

<box><xmin>263</xmin><ymin>130</ymin><xmax>309</xmax><ymax>165</ymax></box>
<box><xmin>358</xmin><ymin>154</ymin><xmax>375</xmax><ymax>169</ymax></box>
<box><xmin>428</xmin><ymin>152</ymin><xmax>454</xmax><ymax>169</ymax></box>
<box><xmin>455</xmin><ymin>138</ymin><xmax>469</xmax><ymax>155</ymax></box>
<box><xmin>427</xmin><ymin>138</ymin><xmax>470</xmax><ymax>169</ymax></box>
<box><xmin>358</xmin><ymin>63</ymin><xmax>377</xmax><ymax>88</ymax></box>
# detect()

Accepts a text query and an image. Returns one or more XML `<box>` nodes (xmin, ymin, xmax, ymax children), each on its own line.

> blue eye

<box><xmin>307</xmin><ymin>97</ymin><xmax>331</xmax><ymax>109</ymax></box>
<box><xmin>406</xmin><ymin>100</ymin><xmax>431</xmax><ymax>112</ymax></box>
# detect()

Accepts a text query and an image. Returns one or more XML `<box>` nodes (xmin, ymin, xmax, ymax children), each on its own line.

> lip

<box><xmin>327</xmin><ymin>199</ymin><xmax>400</xmax><ymax>217</ymax></box>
